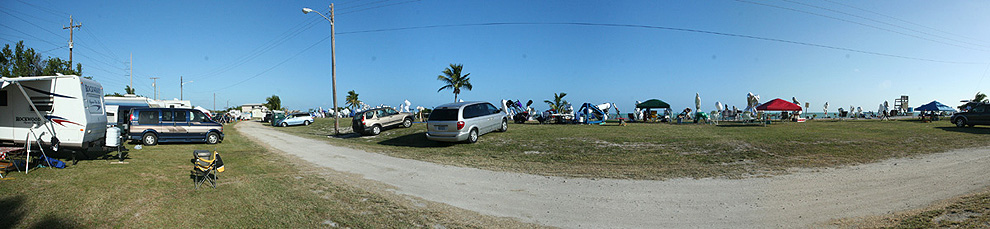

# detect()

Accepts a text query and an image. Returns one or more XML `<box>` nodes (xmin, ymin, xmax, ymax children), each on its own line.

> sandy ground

<box><xmin>238</xmin><ymin>121</ymin><xmax>990</xmax><ymax>228</ymax></box>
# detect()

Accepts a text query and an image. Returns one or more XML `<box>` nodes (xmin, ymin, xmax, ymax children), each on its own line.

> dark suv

<box><xmin>951</xmin><ymin>102</ymin><xmax>988</xmax><ymax>127</ymax></box>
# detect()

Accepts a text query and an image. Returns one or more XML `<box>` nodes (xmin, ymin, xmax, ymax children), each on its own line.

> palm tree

<box><xmin>345</xmin><ymin>90</ymin><xmax>361</xmax><ymax>110</ymax></box>
<box><xmin>436</xmin><ymin>63</ymin><xmax>472</xmax><ymax>102</ymax></box>
<box><xmin>544</xmin><ymin>92</ymin><xmax>569</xmax><ymax>113</ymax></box>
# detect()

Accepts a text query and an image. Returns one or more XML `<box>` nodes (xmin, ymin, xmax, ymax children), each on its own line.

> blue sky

<box><xmin>3</xmin><ymin>0</ymin><xmax>990</xmax><ymax>113</ymax></box>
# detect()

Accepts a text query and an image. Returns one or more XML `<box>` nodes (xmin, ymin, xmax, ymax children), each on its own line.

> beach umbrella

<box><xmin>636</xmin><ymin>99</ymin><xmax>670</xmax><ymax>109</ymax></box>
<box><xmin>756</xmin><ymin>98</ymin><xmax>803</xmax><ymax>111</ymax></box>
<box><xmin>695</xmin><ymin>93</ymin><xmax>701</xmax><ymax>111</ymax></box>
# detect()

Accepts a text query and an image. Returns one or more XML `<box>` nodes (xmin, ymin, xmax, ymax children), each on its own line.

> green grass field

<box><xmin>0</xmin><ymin>122</ymin><xmax>525</xmax><ymax>228</ymax></box>
<box><xmin>276</xmin><ymin>118</ymin><xmax>990</xmax><ymax>180</ymax></box>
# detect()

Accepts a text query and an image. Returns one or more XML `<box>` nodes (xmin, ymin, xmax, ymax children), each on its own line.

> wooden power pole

<box><xmin>63</xmin><ymin>15</ymin><xmax>82</xmax><ymax>64</ymax></box>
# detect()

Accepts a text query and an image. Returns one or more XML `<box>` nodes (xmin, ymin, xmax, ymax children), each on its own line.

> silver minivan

<box><xmin>426</xmin><ymin>101</ymin><xmax>508</xmax><ymax>143</ymax></box>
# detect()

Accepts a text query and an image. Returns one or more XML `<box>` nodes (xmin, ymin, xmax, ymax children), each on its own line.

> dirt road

<box><xmin>238</xmin><ymin>121</ymin><xmax>990</xmax><ymax>228</ymax></box>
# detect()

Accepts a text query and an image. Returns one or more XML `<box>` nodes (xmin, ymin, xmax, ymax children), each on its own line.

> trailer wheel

<box><xmin>142</xmin><ymin>133</ymin><xmax>158</xmax><ymax>146</ymax></box>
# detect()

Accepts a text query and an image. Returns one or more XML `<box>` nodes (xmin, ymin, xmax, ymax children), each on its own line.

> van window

<box><xmin>138</xmin><ymin>110</ymin><xmax>159</xmax><ymax>125</ymax></box>
<box><xmin>162</xmin><ymin>111</ymin><xmax>174</xmax><ymax>121</ymax></box>
<box><xmin>174</xmin><ymin>110</ymin><xmax>188</xmax><ymax>122</ymax></box>
<box><xmin>429</xmin><ymin>108</ymin><xmax>459</xmax><ymax>121</ymax></box>
<box><xmin>191</xmin><ymin>110</ymin><xmax>210</xmax><ymax>122</ymax></box>
<box><xmin>485</xmin><ymin>103</ymin><xmax>499</xmax><ymax>115</ymax></box>
<box><xmin>363</xmin><ymin>112</ymin><xmax>374</xmax><ymax>119</ymax></box>
<box><xmin>463</xmin><ymin>104</ymin><xmax>486</xmax><ymax>119</ymax></box>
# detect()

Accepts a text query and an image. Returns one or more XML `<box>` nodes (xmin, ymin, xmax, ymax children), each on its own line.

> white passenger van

<box><xmin>0</xmin><ymin>75</ymin><xmax>108</xmax><ymax>151</ymax></box>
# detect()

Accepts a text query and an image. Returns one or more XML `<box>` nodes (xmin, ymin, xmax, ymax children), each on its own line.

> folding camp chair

<box><xmin>191</xmin><ymin>150</ymin><xmax>223</xmax><ymax>189</ymax></box>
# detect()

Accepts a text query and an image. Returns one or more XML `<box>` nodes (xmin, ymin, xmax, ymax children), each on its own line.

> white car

<box><xmin>426</xmin><ymin>101</ymin><xmax>508</xmax><ymax>143</ymax></box>
<box><xmin>275</xmin><ymin>113</ymin><xmax>314</xmax><ymax>127</ymax></box>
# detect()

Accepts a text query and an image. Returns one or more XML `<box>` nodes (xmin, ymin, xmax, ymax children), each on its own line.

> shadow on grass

<box><xmin>377</xmin><ymin>132</ymin><xmax>454</xmax><ymax>148</ymax></box>
<box><xmin>935</xmin><ymin>126</ymin><xmax>990</xmax><ymax>134</ymax></box>
<box><xmin>31</xmin><ymin>214</ymin><xmax>80</xmax><ymax>228</ymax></box>
<box><xmin>0</xmin><ymin>196</ymin><xmax>25</xmax><ymax>227</ymax></box>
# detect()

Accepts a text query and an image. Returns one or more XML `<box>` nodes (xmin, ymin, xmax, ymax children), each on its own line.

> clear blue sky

<box><xmin>3</xmin><ymin>0</ymin><xmax>990</xmax><ymax>113</ymax></box>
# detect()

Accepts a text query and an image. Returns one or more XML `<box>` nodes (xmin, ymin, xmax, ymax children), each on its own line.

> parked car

<box><xmin>127</xmin><ymin>108</ymin><xmax>224</xmax><ymax>145</ymax></box>
<box><xmin>262</xmin><ymin>110</ymin><xmax>284</xmax><ymax>122</ymax></box>
<box><xmin>951</xmin><ymin>102</ymin><xmax>989</xmax><ymax>127</ymax></box>
<box><xmin>274</xmin><ymin>112</ymin><xmax>314</xmax><ymax>127</ymax></box>
<box><xmin>426</xmin><ymin>101</ymin><xmax>508</xmax><ymax>143</ymax></box>
<box><xmin>352</xmin><ymin>107</ymin><xmax>414</xmax><ymax>135</ymax></box>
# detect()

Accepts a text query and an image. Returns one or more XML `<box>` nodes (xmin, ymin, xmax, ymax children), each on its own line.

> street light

<box><xmin>303</xmin><ymin>4</ymin><xmax>340</xmax><ymax>136</ymax></box>
<box><xmin>181</xmin><ymin>75</ymin><xmax>193</xmax><ymax>100</ymax></box>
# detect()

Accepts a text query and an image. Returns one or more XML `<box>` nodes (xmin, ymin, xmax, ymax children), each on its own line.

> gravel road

<box><xmin>238</xmin><ymin>121</ymin><xmax>990</xmax><ymax>228</ymax></box>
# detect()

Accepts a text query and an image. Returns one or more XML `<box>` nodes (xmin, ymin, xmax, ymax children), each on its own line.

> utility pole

<box><xmin>180</xmin><ymin>76</ymin><xmax>183</xmax><ymax>100</ymax></box>
<box><xmin>129</xmin><ymin>53</ymin><xmax>133</xmax><ymax>92</ymax></box>
<box><xmin>213</xmin><ymin>93</ymin><xmax>216</xmax><ymax>111</ymax></box>
<box><xmin>62</xmin><ymin>15</ymin><xmax>82</xmax><ymax>64</ymax></box>
<box><xmin>150</xmin><ymin>77</ymin><xmax>159</xmax><ymax>100</ymax></box>
<box><xmin>330</xmin><ymin>3</ymin><xmax>339</xmax><ymax>135</ymax></box>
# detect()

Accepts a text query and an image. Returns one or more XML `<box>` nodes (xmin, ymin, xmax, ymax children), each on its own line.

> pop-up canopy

<box><xmin>756</xmin><ymin>98</ymin><xmax>802</xmax><ymax>111</ymax></box>
<box><xmin>636</xmin><ymin>99</ymin><xmax>670</xmax><ymax>109</ymax></box>
<box><xmin>914</xmin><ymin>100</ymin><xmax>956</xmax><ymax>112</ymax></box>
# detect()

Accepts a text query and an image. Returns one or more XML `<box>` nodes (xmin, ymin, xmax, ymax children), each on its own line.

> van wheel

<box><xmin>142</xmin><ymin>133</ymin><xmax>158</xmax><ymax>146</ymax></box>
<box><xmin>304</xmin><ymin>120</ymin><xmax>311</xmax><ymax>126</ymax></box>
<box><xmin>466</xmin><ymin>128</ymin><xmax>479</xmax><ymax>143</ymax></box>
<box><xmin>207</xmin><ymin>132</ymin><xmax>220</xmax><ymax>144</ymax></box>
<box><xmin>370</xmin><ymin>125</ymin><xmax>381</xmax><ymax>135</ymax></box>
<box><xmin>498</xmin><ymin>119</ymin><xmax>508</xmax><ymax>132</ymax></box>
<box><xmin>402</xmin><ymin>118</ymin><xmax>412</xmax><ymax>128</ymax></box>
<box><xmin>280</xmin><ymin>122</ymin><xmax>288</xmax><ymax>127</ymax></box>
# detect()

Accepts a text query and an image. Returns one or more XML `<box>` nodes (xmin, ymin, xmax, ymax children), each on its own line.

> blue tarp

<box><xmin>914</xmin><ymin>100</ymin><xmax>956</xmax><ymax>112</ymax></box>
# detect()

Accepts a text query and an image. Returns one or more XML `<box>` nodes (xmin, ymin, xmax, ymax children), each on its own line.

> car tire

<box><xmin>206</xmin><ymin>132</ymin><xmax>220</xmax><ymax>144</ymax></box>
<box><xmin>498</xmin><ymin>119</ymin><xmax>508</xmax><ymax>132</ymax></box>
<box><xmin>955</xmin><ymin>118</ymin><xmax>967</xmax><ymax>128</ymax></box>
<box><xmin>402</xmin><ymin>118</ymin><xmax>412</xmax><ymax>128</ymax></box>
<box><xmin>280</xmin><ymin>122</ymin><xmax>288</xmax><ymax>127</ymax></box>
<box><xmin>142</xmin><ymin>133</ymin><xmax>158</xmax><ymax>146</ymax></box>
<box><xmin>466</xmin><ymin>128</ymin><xmax>479</xmax><ymax>143</ymax></box>
<box><xmin>371</xmin><ymin>125</ymin><xmax>381</xmax><ymax>135</ymax></box>
<box><xmin>304</xmin><ymin>120</ymin><xmax>311</xmax><ymax>126</ymax></box>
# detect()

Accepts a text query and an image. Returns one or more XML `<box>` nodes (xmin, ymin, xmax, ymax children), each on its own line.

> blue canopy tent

<box><xmin>914</xmin><ymin>100</ymin><xmax>956</xmax><ymax>112</ymax></box>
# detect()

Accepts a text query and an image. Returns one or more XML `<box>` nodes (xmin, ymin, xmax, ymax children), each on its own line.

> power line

<box><xmin>186</xmin><ymin>13</ymin><xmax>325</xmax><ymax>80</ymax></box>
<box><xmin>0</xmin><ymin>5</ymin><xmax>63</xmax><ymax>25</ymax></box>
<box><xmin>337</xmin><ymin>22</ymin><xmax>986</xmax><ymax>64</ymax></box>
<box><xmin>779</xmin><ymin>0</ymin><xmax>990</xmax><ymax>50</ymax></box>
<box><xmin>733</xmin><ymin>0</ymin><xmax>990</xmax><ymax>53</ymax></box>
<box><xmin>14</xmin><ymin>0</ymin><xmax>68</xmax><ymax>17</ymax></box>
<box><xmin>0</xmin><ymin>24</ymin><xmax>62</xmax><ymax>47</ymax></box>
<box><xmin>338</xmin><ymin>0</ymin><xmax>421</xmax><ymax>15</ymax></box>
<box><xmin>0</xmin><ymin>8</ymin><xmax>66</xmax><ymax>39</ymax></box>
<box><xmin>336</xmin><ymin>0</ymin><xmax>392</xmax><ymax>11</ymax></box>
<box><xmin>819</xmin><ymin>0</ymin><xmax>990</xmax><ymax>45</ymax></box>
<box><xmin>197</xmin><ymin>35</ymin><xmax>332</xmax><ymax>93</ymax></box>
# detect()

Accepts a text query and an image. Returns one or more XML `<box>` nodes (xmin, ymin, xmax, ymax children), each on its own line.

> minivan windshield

<box><xmin>428</xmin><ymin>108</ymin><xmax>459</xmax><ymax>121</ymax></box>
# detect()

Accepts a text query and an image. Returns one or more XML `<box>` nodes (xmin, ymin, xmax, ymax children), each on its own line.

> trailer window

<box><xmin>138</xmin><ymin>110</ymin><xmax>159</xmax><ymax>125</ymax></box>
<box><xmin>0</xmin><ymin>90</ymin><xmax>6</xmax><ymax>106</ymax></box>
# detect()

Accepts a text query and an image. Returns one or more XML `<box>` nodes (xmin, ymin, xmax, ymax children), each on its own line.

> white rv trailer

<box><xmin>0</xmin><ymin>75</ymin><xmax>108</xmax><ymax>151</ymax></box>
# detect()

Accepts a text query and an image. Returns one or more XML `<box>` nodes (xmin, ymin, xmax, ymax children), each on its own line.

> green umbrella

<box><xmin>636</xmin><ymin>99</ymin><xmax>671</xmax><ymax>109</ymax></box>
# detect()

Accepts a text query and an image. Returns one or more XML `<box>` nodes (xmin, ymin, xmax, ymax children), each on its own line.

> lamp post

<box><xmin>303</xmin><ymin>4</ymin><xmax>339</xmax><ymax>136</ymax></box>
<box><xmin>181</xmin><ymin>75</ymin><xmax>193</xmax><ymax>100</ymax></box>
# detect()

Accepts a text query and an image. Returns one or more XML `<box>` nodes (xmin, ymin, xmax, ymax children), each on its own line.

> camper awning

<box><xmin>756</xmin><ymin>98</ymin><xmax>802</xmax><ymax>111</ymax></box>
<box><xmin>915</xmin><ymin>100</ymin><xmax>956</xmax><ymax>112</ymax></box>
<box><xmin>1</xmin><ymin>76</ymin><xmax>64</xmax><ymax>90</ymax></box>
<box><xmin>636</xmin><ymin>99</ymin><xmax>671</xmax><ymax>109</ymax></box>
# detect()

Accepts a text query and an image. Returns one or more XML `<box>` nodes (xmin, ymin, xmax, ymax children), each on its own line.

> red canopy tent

<box><xmin>756</xmin><ymin>98</ymin><xmax>802</xmax><ymax>111</ymax></box>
